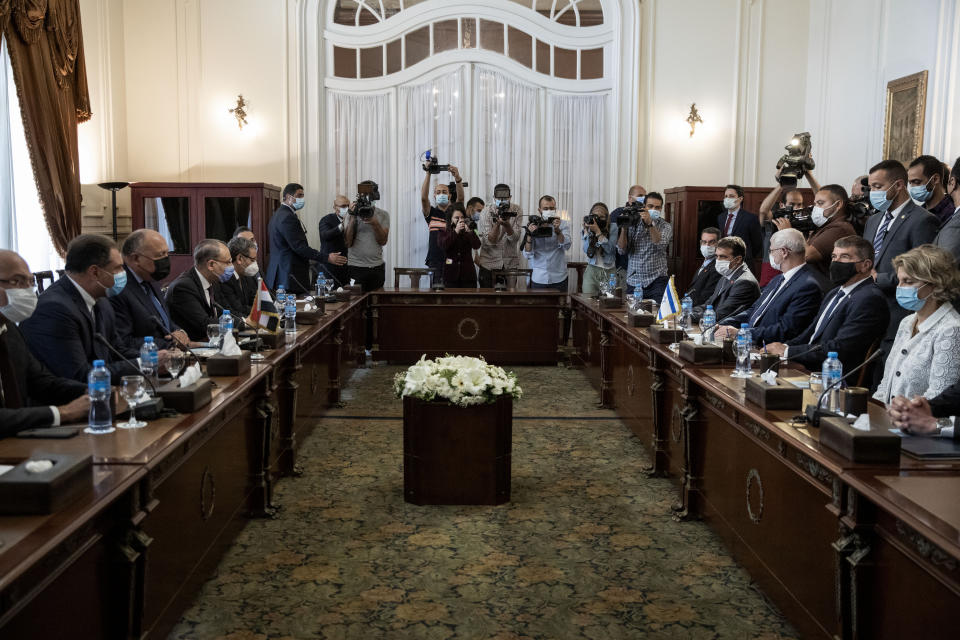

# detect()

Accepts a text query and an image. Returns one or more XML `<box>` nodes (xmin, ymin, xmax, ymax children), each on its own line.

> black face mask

<box><xmin>828</xmin><ymin>260</ymin><xmax>859</xmax><ymax>286</ymax></box>
<box><xmin>151</xmin><ymin>256</ymin><xmax>171</xmax><ymax>281</ymax></box>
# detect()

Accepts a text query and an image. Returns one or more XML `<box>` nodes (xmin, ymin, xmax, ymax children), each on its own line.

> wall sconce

<box><xmin>686</xmin><ymin>103</ymin><xmax>703</xmax><ymax>137</ymax></box>
<box><xmin>229</xmin><ymin>94</ymin><xmax>249</xmax><ymax>129</ymax></box>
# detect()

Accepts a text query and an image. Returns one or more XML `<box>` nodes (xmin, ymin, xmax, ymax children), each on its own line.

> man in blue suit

<box><xmin>718</xmin><ymin>184</ymin><xmax>763</xmax><ymax>262</ymax></box>
<box><xmin>20</xmin><ymin>234</ymin><xmax>141</xmax><ymax>383</ymax></box>
<box><xmin>265</xmin><ymin>182</ymin><xmax>326</xmax><ymax>294</ymax></box>
<box><xmin>714</xmin><ymin>228</ymin><xmax>825</xmax><ymax>345</ymax></box>
<box><xmin>765</xmin><ymin>235</ymin><xmax>890</xmax><ymax>374</ymax></box>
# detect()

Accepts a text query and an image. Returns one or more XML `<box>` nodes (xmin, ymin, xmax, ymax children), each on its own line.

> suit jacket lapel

<box><xmin>877</xmin><ymin>207</ymin><xmax>912</xmax><ymax>262</ymax></box>
<box><xmin>189</xmin><ymin>268</ymin><xmax>213</xmax><ymax>315</ymax></box>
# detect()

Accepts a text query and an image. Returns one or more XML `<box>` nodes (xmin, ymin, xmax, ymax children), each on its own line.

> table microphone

<box><xmin>804</xmin><ymin>347</ymin><xmax>886</xmax><ymax>427</ymax></box>
<box><xmin>287</xmin><ymin>274</ymin><xmax>312</xmax><ymax>298</ymax></box>
<box><xmin>93</xmin><ymin>333</ymin><xmax>165</xmax><ymax>419</ymax></box>
<box><xmin>761</xmin><ymin>343</ymin><xmax>822</xmax><ymax>375</ymax></box>
<box><xmin>150</xmin><ymin>317</ymin><xmax>206</xmax><ymax>370</ymax></box>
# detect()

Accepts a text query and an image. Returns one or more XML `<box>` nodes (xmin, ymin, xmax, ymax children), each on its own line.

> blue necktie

<box><xmin>873</xmin><ymin>212</ymin><xmax>894</xmax><ymax>255</ymax></box>
<box><xmin>749</xmin><ymin>276</ymin><xmax>784</xmax><ymax>325</ymax></box>
<box><xmin>143</xmin><ymin>281</ymin><xmax>170</xmax><ymax>331</ymax></box>
<box><xmin>810</xmin><ymin>289</ymin><xmax>845</xmax><ymax>343</ymax></box>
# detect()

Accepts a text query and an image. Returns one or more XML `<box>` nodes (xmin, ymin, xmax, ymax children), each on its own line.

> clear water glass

<box><xmin>119</xmin><ymin>375</ymin><xmax>147</xmax><ymax>429</ymax></box>
<box><xmin>167</xmin><ymin>350</ymin><xmax>184</xmax><ymax>379</ymax></box>
<box><xmin>809</xmin><ymin>372</ymin><xmax>823</xmax><ymax>395</ymax></box>
<box><xmin>207</xmin><ymin>323</ymin><xmax>221</xmax><ymax>348</ymax></box>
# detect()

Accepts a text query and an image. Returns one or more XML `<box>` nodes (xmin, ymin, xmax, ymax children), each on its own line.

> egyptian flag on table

<box><xmin>249</xmin><ymin>277</ymin><xmax>280</xmax><ymax>333</ymax></box>
<box><xmin>656</xmin><ymin>275</ymin><xmax>681</xmax><ymax>323</ymax></box>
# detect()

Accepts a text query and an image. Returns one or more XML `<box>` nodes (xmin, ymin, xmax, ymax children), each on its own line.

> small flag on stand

<box><xmin>249</xmin><ymin>277</ymin><xmax>280</xmax><ymax>333</ymax></box>
<box><xmin>656</xmin><ymin>275</ymin><xmax>681</xmax><ymax>323</ymax></box>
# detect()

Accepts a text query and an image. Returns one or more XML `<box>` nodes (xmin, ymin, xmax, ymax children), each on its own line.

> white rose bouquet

<box><xmin>394</xmin><ymin>355</ymin><xmax>522</xmax><ymax>407</ymax></box>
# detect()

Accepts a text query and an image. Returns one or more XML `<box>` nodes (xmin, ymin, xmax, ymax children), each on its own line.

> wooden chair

<box><xmin>393</xmin><ymin>267</ymin><xmax>434</xmax><ymax>289</ymax></box>
<box><xmin>855</xmin><ymin>339</ymin><xmax>882</xmax><ymax>388</ymax></box>
<box><xmin>33</xmin><ymin>271</ymin><xmax>55</xmax><ymax>293</ymax></box>
<box><xmin>491</xmin><ymin>268</ymin><xmax>533</xmax><ymax>291</ymax></box>
<box><xmin>567</xmin><ymin>261</ymin><xmax>587</xmax><ymax>293</ymax></box>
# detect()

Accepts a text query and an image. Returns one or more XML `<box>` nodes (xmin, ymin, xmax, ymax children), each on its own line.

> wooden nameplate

<box><xmin>0</xmin><ymin>453</ymin><xmax>93</xmax><ymax>515</ymax></box>
<box><xmin>206</xmin><ymin>351</ymin><xmax>252</xmax><ymax>377</ymax></box>
<box><xmin>744</xmin><ymin>376</ymin><xmax>804</xmax><ymax>410</ymax></box>
<box><xmin>647</xmin><ymin>325</ymin><xmax>684</xmax><ymax>344</ymax></box>
<box><xmin>626</xmin><ymin>311</ymin><xmax>655</xmax><ymax>327</ymax></box>
<box><xmin>157</xmin><ymin>378</ymin><xmax>213</xmax><ymax>413</ymax></box>
<box><xmin>819</xmin><ymin>416</ymin><xmax>901</xmax><ymax>464</ymax></box>
<box><xmin>679</xmin><ymin>341</ymin><xmax>723</xmax><ymax>364</ymax></box>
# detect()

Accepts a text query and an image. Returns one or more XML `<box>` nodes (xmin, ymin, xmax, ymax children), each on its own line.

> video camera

<box><xmin>355</xmin><ymin>181</ymin><xmax>380</xmax><ymax>219</ymax></box>
<box><xmin>422</xmin><ymin>150</ymin><xmax>449</xmax><ymax>174</ymax></box>
<box><xmin>767</xmin><ymin>204</ymin><xmax>817</xmax><ymax>234</ymax></box>
<box><xmin>620</xmin><ymin>201</ymin><xmax>646</xmax><ymax>227</ymax></box>
<box><xmin>847</xmin><ymin>176</ymin><xmax>873</xmax><ymax>234</ymax></box>
<box><xmin>527</xmin><ymin>213</ymin><xmax>559</xmax><ymax>238</ymax></box>
<box><xmin>775</xmin><ymin>132</ymin><xmax>816</xmax><ymax>188</ymax></box>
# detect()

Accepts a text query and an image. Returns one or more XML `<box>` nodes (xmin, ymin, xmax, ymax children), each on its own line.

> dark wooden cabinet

<box><xmin>130</xmin><ymin>182</ymin><xmax>282</xmax><ymax>284</ymax></box>
<box><xmin>663</xmin><ymin>186</ymin><xmax>813</xmax><ymax>291</ymax></box>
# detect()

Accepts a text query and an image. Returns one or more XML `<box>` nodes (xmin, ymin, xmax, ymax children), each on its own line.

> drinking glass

<box><xmin>119</xmin><ymin>375</ymin><xmax>147</xmax><ymax>429</ymax></box>
<box><xmin>206</xmin><ymin>323</ymin><xmax>221</xmax><ymax>348</ymax></box>
<box><xmin>809</xmin><ymin>372</ymin><xmax>823</xmax><ymax>395</ymax></box>
<box><xmin>167</xmin><ymin>350</ymin><xmax>185</xmax><ymax>380</ymax></box>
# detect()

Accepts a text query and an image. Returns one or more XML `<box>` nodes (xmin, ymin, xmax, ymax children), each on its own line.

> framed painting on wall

<box><xmin>883</xmin><ymin>70</ymin><xmax>928</xmax><ymax>164</ymax></box>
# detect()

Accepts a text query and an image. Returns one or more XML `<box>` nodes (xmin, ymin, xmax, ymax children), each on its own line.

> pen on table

<box><xmin>762</xmin><ymin>341</ymin><xmax>767</xmax><ymax>354</ymax></box>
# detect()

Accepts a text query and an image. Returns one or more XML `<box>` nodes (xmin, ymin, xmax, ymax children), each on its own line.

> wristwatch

<box><xmin>935</xmin><ymin>417</ymin><xmax>952</xmax><ymax>435</ymax></box>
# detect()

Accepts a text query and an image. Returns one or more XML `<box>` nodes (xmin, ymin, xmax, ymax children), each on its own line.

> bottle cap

<box><xmin>740</xmin><ymin>323</ymin><xmax>749</xmax><ymax>328</ymax></box>
<box><xmin>706</xmin><ymin>305</ymin><xmax>713</xmax><ymax>310</ymax></box>
<box><xmin>223</xmin><ymin>309</ymin><xmax>231</xmax><ymax>314</ymax></box>
<box><xmin>144</xmin><ymin>336</ymin><xmax>154</xmax><ymax>343</ymax></box>
<box><xmin>93</xmin><ymin>359</ymin><xmax>105</xmax><ymax>367</ymax></box>
<box><xmin>828</xmin><ymin>351</ymin><xmax>838</xmax><ymax>358</ymax></box>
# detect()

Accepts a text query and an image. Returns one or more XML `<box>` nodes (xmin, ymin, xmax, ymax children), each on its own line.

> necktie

<box><xmin>143</xmin><ymin>281</ymin><xmax>170</xmax><ymax>331</ymax></box>
<box><xmin>810</xmin><ymin>289</ymin><xmax>846</xmax><ymax>343</ymax></box>
<box><xmin>0</xmin><ymin>325</ymin><xmax>22</xmax><ymax>409</ymax></box>
<box><xmin>750</xmin><ymin>277</ymin><xmax>786</xmax><ymax>325</ymax></box>
<box><xmin>724</xmin><ymin>212</ymin><xmax>735</xmax><ymax>235</ymax></box>
<box><xmin>873</xmin><ymin>212</ymin><xmax>894</xmax><ymax>255</ymax></box>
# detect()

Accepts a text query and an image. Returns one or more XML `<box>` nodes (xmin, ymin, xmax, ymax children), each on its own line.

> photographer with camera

<box><xmin>521</xmin><ymin>196</ymin><xmax>571</xmax><ymax>292</ymax></box>
<box><xmin>420</xmin><ymin>161</ymin><xmax>464</xmax><ymax>271</ymax></box>
<box><xmin>908</xmin><ymin>155</ymin><xmax>954</xmax><ymax>224</ymax></box>
<box><xmin>581</xmin><ymin>202</ymin><xmax>618</xmax><ymax>295</ymax></box>
<box><xmin>768</xmin><ymin>185</ymin><xmax>857</xmax><ymax>278</ymax></box>
<box><xmin>609</xmin><ymin>185</ymin><xmax>647</xmax><ymax>282</ymax></box>
<box><xmin>344</xmin><ymin>180</ymin><xmax>390</xmax><ymax>292</ymax></box>
<box><xmin>439</xmin><ymin>203</ymin><xmax>481</xmax><ymax>288</ymax></box>
<box><xmin>758</xmin><ymin>167</ymin><xmax>818</xmax><ymax>286</ymax></box>
<box><xmin>616</xmin><ymin>191</ymin><xmax>671</xmax><ymax>301</ymax></box>
<box><xmin>477</xmin><ymin>184</ymin><xmax>523</xmax><ymax>288</ymax></box>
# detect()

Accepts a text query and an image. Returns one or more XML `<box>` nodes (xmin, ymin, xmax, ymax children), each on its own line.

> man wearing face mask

<box><xmin>616</xmin><ymin>191</ymin><xmax>672</xmax><ymax>301</ymax></box>
<box><xmin>934</xmin><ymin>157</ymin><xmax>960</xmax><ymax>263</ymax></box>
<box><xmin>684</xmin><ymin>227</ymin><xmax>723</xmax><ymax>308</ymax></box>
<box><xmin>165</xmin><ymin>239</ymin><xmax>232</xmax><ymax>342</ymax></box>
<box><xmin>0</xmin><ymin>249</ymin><xmax>90</xmax><ymax>434</ymax></box>
<box><xmin>690</xmin><ymin>236</ymin><xmax>760</xmax><ymax>324</ymax></box>
<box><xmin>477</xmin><ymin>184</ymin><xmax>523</xmax><ymax>288</ymax></box>
<box><xmin>862</xmin><ymin>159</ymin><xmax>940</xmax><ymax>359</ymax></box>
<box><xmin>111</xmin><ymin>229</ymin><xmax>194</xmax><ymax>353</ymax></box>
<box><xmin>764</xmin><ymin>236</ymin><xmax>888</xmax><ymax>373</ymax></box>
<box><xmin>221</xmin><ymin>236</ymin><xmax>259</xmax><ymax>318</ymax></box>
<box><xmin>717</xmin><ymin>184</ymin><xmax>763</xmax><ymax>263</ymax></box>
<box><xmin>266</xmin><ymin>182</ymin><xmax>326</xmax><ymax>294</ymax></box>
<box><xmin>610</xmin><ymin>185</ymin><xmax>647</xmax><ymax>282</ymax></box>
<box><xmin>318</xmin><ymin>195</ymin><xmax>351</xmax><ymax>287</ymax></box>
<box><xmin>522</xmin><ymin>195</ymin><xmax>572</xmax><ymax>292</ymax></box>
<box><xmin>760</xmin><ymin>165</ymin><xmax>819</xmax><ymax>286</ymax></box>
<box><xmin>421</xmin><ymin>166</ymin><xmax>464</xmax><ymax>272</ymax></box>
<box><xmin>20</xmin><ymin>234</ymin><xmax>141</xmax><ymax>382</ymax></box>
<box><xmin>713</xmin><ymin>228</ymin><xmax>825</xmax><ymax>344</ymax></box>
<box><xmin>908</xmin><ymin>155</ymin><xmax>954</xmax><ymax>224</ymax></box>
<box><xmin>800</xmin><ymin>185</ymin><xmax>857</xmax><ymax>277</ymax></box>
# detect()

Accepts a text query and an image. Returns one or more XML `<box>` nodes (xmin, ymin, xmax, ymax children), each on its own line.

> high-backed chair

<box><xmin>567</xmin><ymin>261</ymin><xmax>587</xmax><ymax>293</ymax></box>
<box><xmin>393</xmin><ymin>267</ymin><xmax>434</xmax><ymax>290</ymax></box>
<box><xmin>33</xmin><ymin>271</ymin><xmax>55</xmax><ymax>294</ymax></box>
<box><xmin>490</xmin><ymin>268</ymin><xmax>533</xmax><ymax>291</ymax></box>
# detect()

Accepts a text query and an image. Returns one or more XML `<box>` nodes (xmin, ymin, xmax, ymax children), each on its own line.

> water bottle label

<box><xmin>89</xmin><ymin>381</ymin><xmax>108</xmax><ymax>393</ymax></box>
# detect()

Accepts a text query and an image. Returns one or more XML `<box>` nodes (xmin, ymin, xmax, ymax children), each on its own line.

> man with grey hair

<box><xmin>714</xmin><ymin>227</ymin><xmax>826</xmax><ymax>345</ymax></box>
<box><xmin>165</xmin><ymin>239</ymin><xmax>232</xmax><ymax>341</ymax></box>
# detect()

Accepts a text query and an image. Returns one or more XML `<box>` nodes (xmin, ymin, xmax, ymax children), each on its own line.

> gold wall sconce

<box><xmin>229</xmin><ymin>94</ymin><xmax>249</xmax><ymax>129</ymax></box>
<box><xmin>686</xmin><ymin>103</ymin><xmax>703</xmax><ymax>137</ymax></box>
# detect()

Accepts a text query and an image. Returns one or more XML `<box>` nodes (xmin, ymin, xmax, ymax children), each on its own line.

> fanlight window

<box><xmin>332</xmin><ymin>0</ymin><xmax>604</xmax><ymax>27</ymax></box>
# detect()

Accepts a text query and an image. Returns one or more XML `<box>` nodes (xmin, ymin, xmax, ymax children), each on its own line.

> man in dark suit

<box><xmin>111</xmin><ymin>229</ymin><xmax>193</xmax><ymax>352</ymax></box>
<box><xmin>222</xmin><ymin>236</ymin><xmax>259</xmax><ymax>318</ymax></box>
<box><xmin>714</xmin><ymin>229</ymin><xmax>826</xmax><ymax>345</ymax></box>
<box><xmin>684</xmin><ymin>226</ymin><xmax>723</xmax><ymax>308</ymax></box>
<box><xmin>934</xmin><ymin>156</ymin><xmax>960</xmax><ymax>262</ymax></box>
<box><xmin>165</xmin><ymin>239</ymin><xmax>231</xmax><ymax>342</ymax></box>
<box><xmin>20</xmin><ymin>235</ymin><xmax>141</xmax><ymax>383</ymax></box>
<box><xmin>0</xmin><ymin>250</ymin><xmax>89</xmax><ymax>434</ymax></box>
<box><xmin>691</xmin><ymin>236</ymin><xmax>761</xmax><ymax>322</ymax></box>
<box><xmin>766</xmin><ymin>235</ymin><xmax>890</xmax><ymax>374</ymax></box>
<box><xmin>862</xmin><ymin>159</ymin><xmax>940</xmax><ymax>348</ymax></box>
<box><xmin>265</xmin><ymin>182</ymin><xmax>325</xmax><ymax>294</ymax></box>
<box><xmin>318</xmin><ymin>194</ymin><xmax>351</xmax><ymax>287</ymax></box>
<box><xmin>717</xmin><ymin>184</ymin><xmax>763</xmax><ymax>261</ymax></box>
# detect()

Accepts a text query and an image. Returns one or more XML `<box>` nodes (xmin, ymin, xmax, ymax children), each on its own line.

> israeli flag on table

<box><xmin>656</xmin><ymin>275</ymin><xmax>681</xmax><ymax>322</ymax></box>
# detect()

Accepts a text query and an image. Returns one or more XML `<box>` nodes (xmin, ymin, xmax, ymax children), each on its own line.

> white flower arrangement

<box><xmin>394</xmin><ymin>355</ymin><xmax>522</xmax><ymax>407</ymax></box>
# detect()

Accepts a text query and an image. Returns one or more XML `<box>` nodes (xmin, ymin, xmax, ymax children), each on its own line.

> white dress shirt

<box><xmin>195</xmin><ymin>268</ymin><xmax>214</xmax><ymax>307</ymax></box>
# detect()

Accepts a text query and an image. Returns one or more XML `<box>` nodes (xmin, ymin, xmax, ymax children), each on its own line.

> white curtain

<box><xmin>0</xmin><ymin>38</ymin><xmax>16</xmax><ymax>251</ymax></box>
<box><xmin>549</xmin><ymin>92</ymin><xmax>607</xmax><ymax>264</ymax></box>
<box><xmin>475</xmin><ymin>67</ymin><xmax>540</xmax><ymax>225</ymax></box>
<box><xmin>331</xmin><ymin>92</ymin><xmax>392</xmax><ymax>277</ymax></box>
<box><xmin>397</xmin><ymin>67</ymin><xmax>465</xmax><ymax>270</ymax></box>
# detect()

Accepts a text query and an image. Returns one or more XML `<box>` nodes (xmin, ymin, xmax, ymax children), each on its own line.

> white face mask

<box><xmin>715</xmin><ymin>260</ymin><xmax>732</xmax><ymax>276</ymax></box>
<box><xmin>723</xmin><ymin>197</ymin><xmax>738</xmax><ymax>210</ymax></box>
<box><xmin>338</xmin><ymin>207</ymin><xmax>349</xmax><ymax>217</ymax></box>
<box><xmin>769</xmin><ymin>248</ymin><xmax>783</xmax><ymax>272</ymax></box>
<box><xmin>810</xmin><ymin>201</ymin><xmax>838</xmax><ymax>227</ymax></box>
<box><xmin>243</xmin><ymin>261</ymin><xmax>260</xmax><ymax>277</ymax></box>
<box><xmin>0</xmin><ymin>287</ymin><xmax>38</xmax><ymax>323</ymax></box>
<box><xmin>700</xmin><ymin>244</ymin><xmax>716</xmax><ymax>259</ymax></box>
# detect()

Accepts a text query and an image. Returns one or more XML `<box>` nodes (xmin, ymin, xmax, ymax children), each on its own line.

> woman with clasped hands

<box><xmin>875</xmin><ymin>244</ymin><xmax>960</xmax><ymax>437</ymax></box>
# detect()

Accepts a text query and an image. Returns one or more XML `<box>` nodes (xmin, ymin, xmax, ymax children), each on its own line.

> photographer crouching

<box><xmin>439</xmin><ymin>203</ymin><xmax>480</xmax><ymax>288</ymax></box>
<box><xmin>521</xmin><ymin>195</ymin><xmax>571</xmax><ymax>291</ymax></box>
<box><xmin>616</xmin><ymin>191</ymin><xmax>672</xmax><ymax>302</ymax></box>
<box><xmin>581</xmin><ymin>202</ymin><xmax>618</xmax><ymax>295</ymax></box>
<box><xmin>344</xmin><ymin>180</ymin><xmax>390</xmax><ymax>292</ymax></box>
<box><xmin>477</xmin><ymin>184</ymin><xmax>523</xmax><ymax>288</ymax></box>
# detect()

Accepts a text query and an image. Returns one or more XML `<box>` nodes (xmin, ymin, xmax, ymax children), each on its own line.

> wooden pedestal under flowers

<box><xmin>395</xmin><ymin>356</ymin><xmax>522</xmax><ymax>505</ymax></box>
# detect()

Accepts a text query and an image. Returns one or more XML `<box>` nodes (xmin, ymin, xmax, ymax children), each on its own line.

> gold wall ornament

<box><xmin>686</xmin><ymin>103</ymin><xmax>703</xmax><ymax>137</ymax></box>
<box><xmin>229</xmin><ymin>94</ymin><xmax>249</xmax><ymax>129</ymax></box>
<box><xmin>883</xmin><ymin>71</ymin><xmax>928</xmax><ymax>163</ymax></box>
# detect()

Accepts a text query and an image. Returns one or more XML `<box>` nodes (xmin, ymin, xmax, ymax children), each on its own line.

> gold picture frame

<box><xmin>883</xmin><ymin>70</ymin><xmax>928</xmax><ymax>163</ymax></box>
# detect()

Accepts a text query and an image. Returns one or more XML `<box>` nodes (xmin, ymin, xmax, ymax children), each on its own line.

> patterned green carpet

<box><xmin>169</xmin><ymin>364</ymin><xmax>798</xmax><ymax>640</ymax></box>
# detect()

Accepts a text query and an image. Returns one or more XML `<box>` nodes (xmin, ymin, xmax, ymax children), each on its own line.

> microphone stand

<box><xmin>761</xmin><ymin>342</ymin><xmax>823</xmax><ymax>375</ymax></box>
<box><xmin>804</xmin><ymin>348</ymin><xmax>886</xmax><ymax>426</ymax></box>
<box><xmin>94</xmin><ymin>333</ymin><xmax>165</xmax><ymax>419</ymax></box>
<box><xmin>151</xmin><ymin>317</ymin><xmax>206</xmax><ymax>371</ymax></box>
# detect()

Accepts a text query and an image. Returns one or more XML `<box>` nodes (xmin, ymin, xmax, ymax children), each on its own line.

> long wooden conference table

<box><xmin>3</xmin><ymin>289</ymin><xmax>959</xmax><ymax>639</ymax></box>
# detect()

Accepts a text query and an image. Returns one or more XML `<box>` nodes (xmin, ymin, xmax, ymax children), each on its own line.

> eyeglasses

<box><xmin>0</xmin><ymin>276</ymin><xmax>36</xmax><ymax>288</ymax></box>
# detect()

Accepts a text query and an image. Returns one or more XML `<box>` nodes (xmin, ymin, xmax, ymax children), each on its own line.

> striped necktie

<box><xmin>873</xmin><ymin>212</ymin><xmax>894</xmax><ymax>255</ymax></box>
<box><xmin>810</xmin><ymin>289</ymin><xmax>846</xmax><ymax>343</ymax></box>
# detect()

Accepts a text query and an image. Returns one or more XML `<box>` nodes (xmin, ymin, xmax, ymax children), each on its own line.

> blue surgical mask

<box><xmin>436</xmin><ymin>194</ymin><xmax>449</xmax><ymax>206</ymax></box>
<box><xmin>895</xmin><ymin>285</ymin><xmax>927</xmax><ymax>311</ymax></box>
<box><xmin>909</xmin><ymin>183</ymin><xmax>933</xmax><ymax>203</ymax></box>
<box><xmin>219</xmin><ymin>265</ymin><xmax>236</xmax><ymax>283</ymax></box>
<box><xmin>869</xmin><ymin>183</ymin><xmax>899</xmax><ymax>213</ymax></box>
<box><xmin>105</xmin><ymin>269</ymin><xmax>127</xmax><ymax>298</ymax></box>
<box><xmin>648</xmin><ymin>209</ymin><xmax>661</xmax><ymax>220</ymax></box>
<box><xmin>495</xmin><ymin>199</ymin><xmax>508</xmax><ymax>207</ymax></box>
<box><xmin>293</xmin><ymin>197</ymin><xmax>305</xmax><ymax>211</ymax></box>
